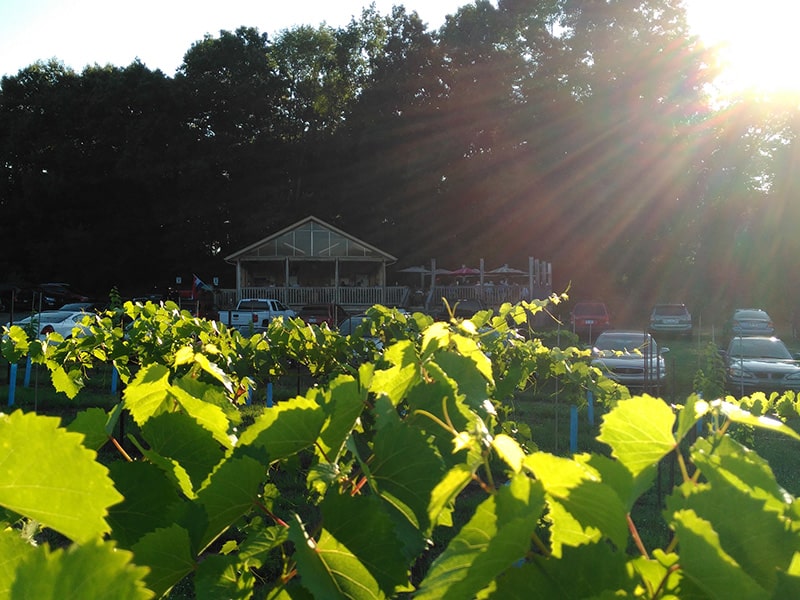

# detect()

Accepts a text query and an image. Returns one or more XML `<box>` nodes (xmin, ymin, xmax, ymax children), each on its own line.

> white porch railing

<box><xmin>427</xmin><ymin>283</ymin><xmax>552</xmax><ymax>308</ymax></box>
<box><xmin>215</xmin><ymin>287</ymin><xmax>409</xmax><ymax>310</ymax></box>
<box><xmin>214</xmin><ymin>282</ymin><xmax>552</xmax><ymax>312</ymax></box>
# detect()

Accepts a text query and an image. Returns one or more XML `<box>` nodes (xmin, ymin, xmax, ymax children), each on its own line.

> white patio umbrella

<box><xmin>398</xmin><ymin>265</ymin><xmax>431</xmax><ymax>289</ymax></box>
<box><xmin>487</xmin><ymin>264</ymin><xmax>527</xmax><ymax>276</ymax></box>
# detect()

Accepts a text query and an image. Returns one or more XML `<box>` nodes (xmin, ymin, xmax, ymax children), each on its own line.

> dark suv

<box><xmin>570</xmin><ymin>301</ymin><xmax>611</xmax><ymax>339</ymax></box>
<box><xmin>649</xmin><ymin>303</ymin><xmax>692</xmax><ymax>337</ymax></box>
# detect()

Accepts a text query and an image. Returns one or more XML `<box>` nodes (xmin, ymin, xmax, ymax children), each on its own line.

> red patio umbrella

<box><xmin>448</xmin><ymin>265</ymin><xmax>481</xmax><ymax>276</ymax></box>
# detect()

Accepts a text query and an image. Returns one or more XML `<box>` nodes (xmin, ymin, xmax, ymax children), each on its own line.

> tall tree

<box><xmin>173</xmin><ymin>27</ymin><xmax>292</xmax><ymax>261</ymax></box>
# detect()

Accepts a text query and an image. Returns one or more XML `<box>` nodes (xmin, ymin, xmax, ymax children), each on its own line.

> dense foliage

<box><xmin>2</xmin><ymin>299</ymin><xmax>800</xmax><ymax>598</ymax></box>
<box><xmin>2</xmin><ymin>1</ymin><xmax>798</xmax><ymax>319</ymax></box>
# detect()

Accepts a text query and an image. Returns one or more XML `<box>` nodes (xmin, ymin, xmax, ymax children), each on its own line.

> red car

<box><xmin>570</xmin><ymin>301</ymin><xmax>611</xmax><ymax>338</ymax></box>
<box><xmin>298</xmin><ymin>303</ymin><xmax>349</xmax><ymax>327</ymax></box>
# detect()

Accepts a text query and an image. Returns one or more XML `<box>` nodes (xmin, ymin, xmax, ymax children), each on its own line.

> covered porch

<box><xmin>221</xmin><ymin>216</ymin><xmax>400</xmax><ymax>312</ymax></box>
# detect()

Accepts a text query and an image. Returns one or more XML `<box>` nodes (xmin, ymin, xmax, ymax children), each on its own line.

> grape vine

<box><xmin>1</xmin><ymin>298</ymin><xmax>800</xmax><ymax>598</ymax></box>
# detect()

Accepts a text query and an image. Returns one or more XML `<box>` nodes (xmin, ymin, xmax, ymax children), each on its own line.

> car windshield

<box><xmin>595</xmin><ymin>333</ymin><xmax>654</xmax><ymax>354</ymax></box>
<box><xmin>237</xmin><ymin>301</ymin><xmax>267</xmax><ymax>310</ymax></box>
<box><xmin>734</xmin><ymin>310</ymin><xmax>768</xmax><ymax>321</ymax></box>
<box><xmin>299</xmin><ymin>306</ymin><xmax>327</xmax><ymax>316</ymax></box>
<box><xmin>574</xmin><ymin>303</ymin><xmax>606</xmax><ymax>316</ymax></box>
<box><xmin>728</xmin><ymin>338</ymin><xmax>792</xmax><ymax>360</ymax></box>
<box><xmin>653</xmin><ymin>305</ymin><xmax>687</xmax><ymax>316</ymax></box>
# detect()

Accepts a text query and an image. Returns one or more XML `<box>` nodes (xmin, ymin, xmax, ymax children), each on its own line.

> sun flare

<box><xmin>688</xmin><ymin>0</ymin><xmax>800</xmax><ymax>99</ymax></box>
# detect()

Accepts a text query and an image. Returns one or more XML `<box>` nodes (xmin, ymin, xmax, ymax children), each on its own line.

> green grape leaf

<box><xmin>369</xmin><ymin>340</ymin><xmax>418</xmax><ymax>406</ymax></box>
<box><xmin>123</xmin><ymin>364</ymin><xmax>172</xmax><ymax>425</ymax></box>
<box><xmin>774</xmin><ymin>566</ymin><xmax>800</xmax><ymax>599</ymax></box>
<box><xmin>238</xmin><ymin>522</ymin><xmax>289</xmax><ymax>563</ymax></box>
<box><xmin>415</xmin><ymin>475</ymin><xmax>544</xmax><ymax>600</ymax></box>
<box><xmin>316</xmin><ymin>375</ymin><xmax>367</xmax><ymax>463</ymax></box>
<box><xmin>131</xmin><ymin>524</ymin><xmax>195</xmax><ymax>598</ymax></box>
<box><xmin>170</xmin><ymin>379</ymin><xmax>234</xmax><ymax>450</ymax></box>
<box><xmin>492</xmin><ymin>434</ymin><xmax>524</xmax><ymax>473</ymax></box>
<box><xmin>11</xmin><ymin>539</ymin><xmax>151</xmax><ymax>600</ymax></box>
<box><xmin>450</xmin><ymin>333</ymin><xmax>493</xmax><ymax>385</ymax></box>
<box><xmin>193</xmin><ymin>352</ymin><xmax>234</xmax><ymax>393</ymax></box>
<box><xmin>1</xmin><ymin>326</ymin><xmax>29</xmax><ymax>363</ymax></box>
<box><xmin>545</xmin><ymin>499</ymin><xmax>601</xmax><ymax>555</ymax></box>
<box><xmin>691</xmin><ymin>435</ymin><xmax>790</xmax><ymax>514</ymax></box>
<box><xmin>194</xmin><ymin>455</ymin><xmax>267</xmax><ymax>551</ymax></box>
<box><xmin>141</xmin><ymin>411</ymin><xmax>225</xmax><ymax>489</ymax></box>
<box><xmin>428</xmin><ymin>463</ymin><xmax>479</xmax><ymax>529</ymax></box>
<box><xmin>578</xmin><ymin>453</ymin><xmax>643</xmax><ymax>511</ymax></box>
<box><xmin>433</xmin><ymin>350</ymin><xmax>491</xmax><ymax>410</ymax></box>
<box><xmin>666</xmin><ymin>481</ymin><xmax>796</xmax><ymax>590</ymax></box>
<box><xmin>106</xmin><ymin>461</ymin><xmax>186</xmax><ymax>548</ymax></box>
<box><xmin>289</xmin><ymin>514</ymin><xmax>385</xmax><ymax>600</ymax></box>
<box><xmin>174</xmin><ymin>346</ymin><xmax>194</xmax><ymax>366</ymax></box>
<box><xmin>50</xmin><ymin>364</ymin><xmax>82</xmax><ymax>399</ymax></box>
<box><xmin>237</xmin><ymin>396</ymin><xmax>325</xmax><ymax>461</ymax></box>
<box><xmin>675</xmin><ymin>394</ymin><xmax>709</xmax><ymax>443</ymax></box>
<box><xmin>66</xmin><ymin>406</ymin><xmax>112</xmax><ymax>451</ymax></box>
<box><xmin>320</xmin><ymin>492</ymin><xmax>411</xmax><ymax>595</ymax></box>
<box><xmin>134</xmin><ymin>443</ymin><xmax>197</xmax><ymax>500</ymax></box>
<box><xmin>629</xmin><ymin>551</ymin><xmax>682</xmax><ymax>599</ymax></box>
<box><xmin>194</xmin><ymin>554</ymin><xmax>255</xmax><ymax>600</ymax></box>
<box><xmin>0</xmin><ymin>530</ymin><xmax>36</xmax><ymax>598</ymax></box>
<box><xmin>597</xmin><ymin>395</ymin><xmax>676</xmax><ymax>477</ymax></box>
<box><xmin>488</xmin><ymin>542</ymin><xmax>633</xmax><ymax>598</ymax></box>
<box><xmin>421</xmin><ymin>321</ymin><xmax>451</xmax><ymax>357</ymax></box>
<box><xmin>264</xmin><ymin>583</ymin><xmax>315</xmax><ymax>599</ymax></box>
<box><xmin>671</xmin><ymin>509</ymin><xmax>768</xmax><ymax>599</ymax></box>
<box><xmin>715</xmin><ymin>399</ymin><xmax>800</xmax><ymax>442</ymax></box>
<box><xmin>0</xmin><ymin>411</ymin><xmax>122</xmax><ymax>543</ymax></box>
<box><xmin>369</xmin><ymin>416</ymin><xmax>445</xmax><ymax>534</ymax></box>
<box><xmin>106</xmin><ymin>401</ymin><xmax>125</xmax><ymax>436</ymax></box>
<box><xmin>525</xmin><ymin>452</ymin><xmax>628</xmax><ymax>552</ymax></box>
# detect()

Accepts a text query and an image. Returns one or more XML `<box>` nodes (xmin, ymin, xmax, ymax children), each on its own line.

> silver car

<box><xmin>726</xmin><ymin>308</ymin><xmax>774</xmax><ymax>338</ymax></box>
<box><xmin>7</xmin><ymin>310</ymin><xmax>91</xmax><ymax>340</ymax></box>
<box><xmin>591</xmin><ymin>330</ymin><xmax>669</xmax><ymax>391</ymax></box>
<box><xmin>725</xmin><ymin>336</ymin><xmax>800</xmax><ymax>395</ymax></box>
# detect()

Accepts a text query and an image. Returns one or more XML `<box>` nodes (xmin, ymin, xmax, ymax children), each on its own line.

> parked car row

<box><xmin>568</xmin><ymin>300</ymin><xmax>800</xmax><ymax>396</ymax></box>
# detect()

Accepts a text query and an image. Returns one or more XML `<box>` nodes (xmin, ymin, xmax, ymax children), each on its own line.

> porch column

<box><xmin>284</xmin><ymin>258</ymin><xmax>290</xmax><ymax>290</ymax></box>
<box><xmin>235</xmin><ymin>261</ymin><xmax>242</xmax><ymax>301</ymax></box>
<box><xmin>381</xmin><ymin>261</ymin><xmax>387</xmax><ymax>304</ymax></box>
<box><xmin>528</xmin><ymin>256</ymin><xmax>534</xmax><ymax>300</ymax></box>
<box><xmin>335</xmin><ymin>259</ymin><xmax>340</xmax><ymax>304</ymax></box>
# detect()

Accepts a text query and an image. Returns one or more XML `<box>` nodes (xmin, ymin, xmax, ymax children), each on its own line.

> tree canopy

<box><xmin>1</xmin><ymin>0</ymin><xmax>796</xmax><ymax>322</ymax></box>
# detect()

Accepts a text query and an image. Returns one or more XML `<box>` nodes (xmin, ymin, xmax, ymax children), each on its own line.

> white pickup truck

<box><xmin>218</xmin><ymin>299</ymin><xmax>296</xmax><ymax>332</ymax></box>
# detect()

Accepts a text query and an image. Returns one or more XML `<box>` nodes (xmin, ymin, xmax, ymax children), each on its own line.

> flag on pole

<box><xmin>192</xmin><ymin>274</ymin><xmax>212</xmax><ymax>299</ymax></box>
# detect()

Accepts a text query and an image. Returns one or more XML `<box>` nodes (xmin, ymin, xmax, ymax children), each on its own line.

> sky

<box><xmin>0</xmin><ymin>0</ymin><xmax>476</xmax><ymax>79</ymax></box>
<box><xmin>2</xmin><ymin>1</ymin><xmax>794</xmax><ymax>96</ymax></box>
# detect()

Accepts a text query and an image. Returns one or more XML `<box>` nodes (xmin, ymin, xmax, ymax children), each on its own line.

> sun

<box><xmin>687</xmin><ymin>0</ymin><xmax>800</xmax><ymax>99</ymax></box>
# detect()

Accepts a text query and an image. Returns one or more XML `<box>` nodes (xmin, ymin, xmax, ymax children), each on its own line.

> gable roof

<box><xmin>224</xmin><ymin>216</ymin><xmax>397</xmax><ymax>262</ymax></box>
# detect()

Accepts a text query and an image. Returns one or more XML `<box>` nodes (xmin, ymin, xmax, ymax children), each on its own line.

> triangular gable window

<box><xmin>240</xmin><ymin>221</ymin><xmax>379</xmax><ymax>258</ymax></box>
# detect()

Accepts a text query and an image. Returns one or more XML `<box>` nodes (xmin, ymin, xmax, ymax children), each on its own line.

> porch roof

<box><xmin>224</xmin><ymin>216</ymin><xmax>397</xmax><ymax>263</ymax></box>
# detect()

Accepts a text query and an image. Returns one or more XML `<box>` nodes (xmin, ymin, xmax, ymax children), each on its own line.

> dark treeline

<box><xmin>2</xmin><ymin>0</ymin><xmax>798</xmax><ymax>323</ymax></box>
